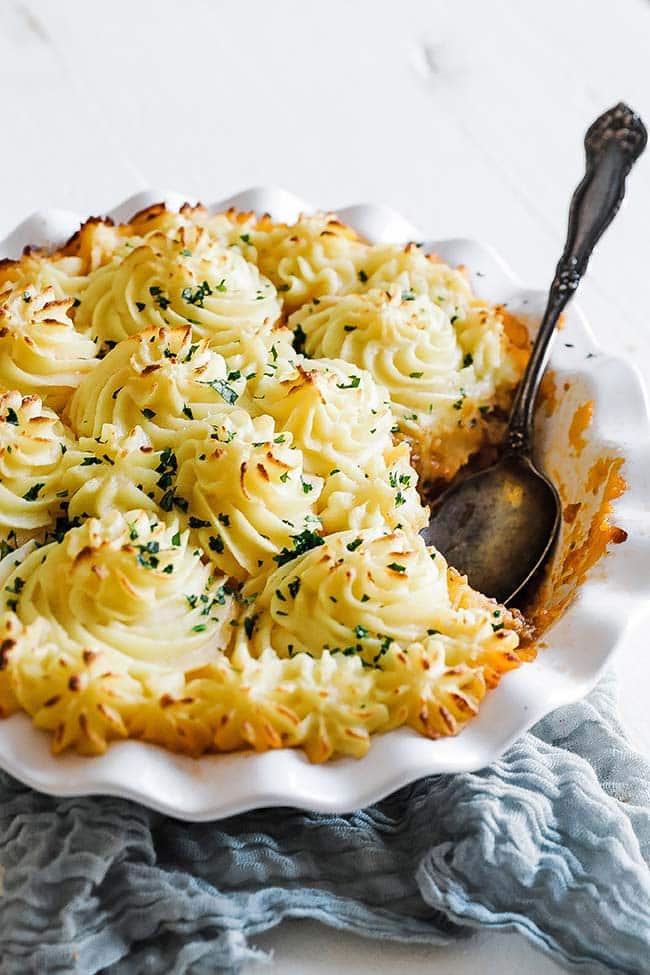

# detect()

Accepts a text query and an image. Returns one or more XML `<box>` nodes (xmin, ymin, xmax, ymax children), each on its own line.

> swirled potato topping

<box><xmin>0</xmin><ymin>286</ymin><xmax>98</xmax><ymax>412</ymax></box>
<box><xmin>0</xmin><ymin>204</ymin><xmax>530</xmax><ymax>760</ymax></box>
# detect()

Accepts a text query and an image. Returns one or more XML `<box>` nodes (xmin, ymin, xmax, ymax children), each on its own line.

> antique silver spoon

<box><xmin>422</xmin><ymin>103</ymin><xmax>647</xmax><ymax>604</ymax></box>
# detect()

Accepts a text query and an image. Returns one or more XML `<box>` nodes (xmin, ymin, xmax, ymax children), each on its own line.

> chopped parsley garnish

<box><xmin>344</xmin><ymin>325</ymin><xmax>357</xmax><ymax>332</ymax></box>
<box><xmin>5</xmin><ymin>576</ymin><xmax>24</xmax><ymax>595</ymax></box>
<box><xmin>181</xmin><ymin>280</ymin><xmax>213</xmax><ymax>307</ymax></box>
<box><xmin>387</xmin><ymin>562</ymin><xmax>406</xmax><ymax>573</ymax></box>
<box><xmin>354</xmin><ymin>624</ymin><xmax>368</xmax><ymax>639</ymax></box>
<box><xmin>135</xmin><ymin>541</ymin><xmax>160</xmax><ymax>569</ymax></box>
<box><xmin>80</xmin><ymin>456</ymin><xmax>103</xmax><ymax>466</ymax></box>
<box><xmin>293</xmin><ymin>322</ymin><xmax>307</xmax><ymax>353</ymax></box>
<box><xmin>208</xmin><ymin>534</ymin><xmax>224</xmax><ymax>554</ymax></box>
<box><xmin>148</xmin><ymin>285</ymin><xmax>171</xmax><ymax>310</ymax></box>
<box><xmin>192</xmin><ymin>623</ymin><xmax>207</xmax><ymax>633</ymax></box>
<box><xmin>288</xmin><ymin>577</ymin><xmax>301</xmax><ymax>599</ymax></box>
<box><xmin>135</xmin><ymin>301</ymin><xmax>146</xmax><ymax>312</ymax></box>
<box><xmin>22</xmin><ymin>291</ymin><xmax>31</xmax><ymax>303</ymax></box>
<box><xmin>180</xmin><ymin>248</ymin><xmax>192</xmax><ymax>257</ymax></box>
<box><xmin>492</xmin><ymin>622</ymin><xmax>504</xmax><ymax>632</ymax></box>
<box><xmin>301</xmin><ymin>479</ymin><xmax>313</xmax><ymax>494</ymax></box>
<box><xmin>160</xmin><ymin>489</ymin><xmax>188</xmax><ymax>513</ymax></box>
<box><xmin>171</xmin><ymin>531</ymin><xmax>181</xmax><ymax>547</ymax></box>
<box><xmin>346</xmin><ymin>537</ymin><xmax>362</xmax><ymax>552</ymax></box>
<box><xmin>401</xmin><ymin>290</ymin><xmax>416</xmax><ymax>301</ymax></box>
<box><xmin>358</xmin><ymin>269</ymin><xmax>368</xmax><ymax>283</ymax></box>
<box><xmin>217</xmin><ymin>513</ymin><xmax>230</xmax><ymax>526</ymax></box>
<box><xmin>142</xmin><ymin>408</ymin><xmax>156</xmax><ymax>419</ymax></box>
<box><xmin>463</xmin><ymin>353</ymin><xmax>473</xmax><ymax>367</ymax></box>
<box><xmin>22</xmin><ymin>483</ymin><xmax>44</xmax><ymax>501</ymax></box>
<box><xmin>409</xmin><ymin>371</ymin><xmax>423</xmax><ymax>378</ymax></box>
<box><xmin>227</xmin><ymin>369</ymin><xmax>241</xmax><ymax>381</ymax></box>
<box><xmin>244</xmin><ymin>614</ymin><xmax>258</xmax><ymax>638</ymax></box>
<box><xmin>5</xmin><ymin>407</ymin><xmax>18</xmax><ymax>426</ymax></box>
<box><xmin>273</xmin><ymin>529</ymin><xmax>324</xmax><ymax>566</ymax></box>
<box><xmin>182</xmin><ymin>404</ymin><xmax>194</xmax><ymax>420</ymax></box>
<box><xmin>240</xmin><ymin>234</ymin><xmax>251</xmax><ymax>244</ymax></box>
<box><xmin>202</xmin><ymin>378</ymin><xmax>239</xmax><ymax>405</ymax></box>
<box><xmin>336</xmin><ymin>375</ymin><xmax>361</xmax><ymax>390</ymax></box>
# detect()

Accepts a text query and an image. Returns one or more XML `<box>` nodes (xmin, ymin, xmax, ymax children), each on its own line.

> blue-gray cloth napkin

<box><xmin>1</xmin><ymin>671</ymin><xmax>649</xmax><ymax>975</ymax></box>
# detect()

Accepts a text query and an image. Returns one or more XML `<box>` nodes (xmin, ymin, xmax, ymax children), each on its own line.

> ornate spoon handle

<box><xmin>506</xmin><ymin>102</ymin><xmax>647</xmax><ymax>453</ymax></box>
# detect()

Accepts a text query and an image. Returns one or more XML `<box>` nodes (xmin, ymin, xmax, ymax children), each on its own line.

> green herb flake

<box><xmin>202</xmin><ymin>378</ymin><xmax>238</xmax><ymax>405</ymax></box>
<box><xmin>336</xmin><ymin>375</ymin><xmax>361</xmax><ymax>390</ymax></box>
<box><xmin>182</xmin><ymin>280</ymin><xmax>213</xmax><ymax>307</ymax></box>
<box><xmin>387</xmin><ymin>562</ymin><xmax>406</xmax><ymax>573</ymax></box>
<box><xmin>273</xmin><ymin>529</ymin><xmax>324</xmax><ymax>566</ymax></box>
<box><xmin>293</xmin><ymin>322</ymin><xmax>306</xmax><ymax>352</ymax></box>
<box><xmin>22</xmin><ymin>483</ymin><xmax>44</xmax><ymax>501</ymax></box>
<box><xmin>244</xmin><ymin>614</ymin><xmax>258</xmax><ymax>638</ymax></box>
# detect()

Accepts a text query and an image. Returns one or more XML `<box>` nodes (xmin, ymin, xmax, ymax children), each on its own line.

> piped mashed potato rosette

<box><xmin>0</xmin><ymin>203</ymin><xmax>531</xmax><ymax>761</ymax></box>
<box><xmin>0</xmin><ymin>286</ymin><xmax>98</xmax><ymax>412</ymax></box>
<box><xmin>0</xmin><ymin>391</ymin><xmax>68</xmax><ymax>548</ymax></box>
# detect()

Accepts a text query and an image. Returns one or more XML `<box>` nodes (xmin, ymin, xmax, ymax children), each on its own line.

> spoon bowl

<box><xmin>422</xmin><ymin>453</ymin><xmax>560</xmax><ymax>604</ymax></box>
<box><xmin>422</xmin><ymin>103</ymin><xmax>646</xmax><ymax>605</ymax></box>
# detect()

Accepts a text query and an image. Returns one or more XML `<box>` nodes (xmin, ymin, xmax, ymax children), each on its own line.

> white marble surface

<box><xmin>1</xmin><ymin>1</ymin><xmax>649</xmax><ymax>971</ymax></box>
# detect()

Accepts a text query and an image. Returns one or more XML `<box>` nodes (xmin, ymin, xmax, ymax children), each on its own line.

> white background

<box><xmin>1</xmin><ymin>1</ymin><xmax>649</xmax><ymax>972</ymax></box>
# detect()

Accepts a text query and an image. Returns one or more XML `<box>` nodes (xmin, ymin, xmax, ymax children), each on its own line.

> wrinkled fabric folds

<box><xmin>1</xmin><ymin>672</ymin><xmax>648</xmax><ymax>974</ymax></box>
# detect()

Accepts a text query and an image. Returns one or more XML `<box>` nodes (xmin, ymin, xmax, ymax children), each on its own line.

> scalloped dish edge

<box><xmin>0</xmin><ymin>187</ymin><xmax>648</xmax><ymax>820</ymax></box>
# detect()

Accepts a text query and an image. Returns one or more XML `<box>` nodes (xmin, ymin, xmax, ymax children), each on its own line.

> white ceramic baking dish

<box><xmin>0</xmin><ymin>187</ymin><xmax>648</xmax><ymax>820</ymax></box>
